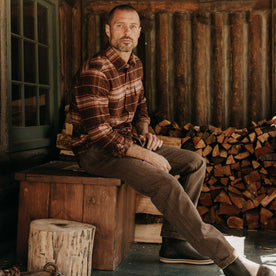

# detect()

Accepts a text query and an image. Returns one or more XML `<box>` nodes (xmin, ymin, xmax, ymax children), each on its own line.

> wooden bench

<box><xmin>15</xmin><ymin>161</ymin><xmax>136</xmax><ymax>271</ymax></box>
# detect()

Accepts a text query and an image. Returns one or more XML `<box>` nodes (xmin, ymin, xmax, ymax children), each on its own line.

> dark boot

<box><xmin>159</xmin><ymin>237</ymin><xmax>214</xmax><ymax>265</ymax></box>
<box><xmin>223</xmin><ymin>258</ymin><xmax>275</xmax><ymax>276</ymax></box>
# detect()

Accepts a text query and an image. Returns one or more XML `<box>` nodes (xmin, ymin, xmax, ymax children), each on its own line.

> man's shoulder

<box><xmin>84</xmin><ymin>52</ymin><xmax>111</xmax><ymax>73</ymax></box>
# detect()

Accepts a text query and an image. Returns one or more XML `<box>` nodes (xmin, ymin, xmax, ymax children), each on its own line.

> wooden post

<box><xmin>28</xmin><ymin>219</ymin><xmax>96</xmax><ymax>276</ymax></box>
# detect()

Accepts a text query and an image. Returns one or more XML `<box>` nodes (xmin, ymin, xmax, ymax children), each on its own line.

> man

<box><xmin>70</xmin><ymin>5</ymin><xmax>274</xmax><ymax>276</ymax></box>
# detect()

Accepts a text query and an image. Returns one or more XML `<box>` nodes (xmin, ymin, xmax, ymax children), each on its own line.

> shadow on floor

<box><xmin>0</xmin><ymin>230</ymin><xmax>275</xmax><ymax>275</ymax></box>
<box><xmin>91</xmin><ymin>230</ymin><xmax>276</xmax><ymax>276</ymax></box>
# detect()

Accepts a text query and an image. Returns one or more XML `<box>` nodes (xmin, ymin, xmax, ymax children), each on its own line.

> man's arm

<box><xmin>126</xmin><ymin>143</ymin><xmax>171</xmax><ymax>172</ymax></box>
<box><xmin>135</xmin><ymin>121</ymin><xmax>163</xmax><ymax>151</ymax></box>
<box><xmin>127</xmin><ymin>121</ymin><xmax>171</xmax><ymax>172</ymax></box>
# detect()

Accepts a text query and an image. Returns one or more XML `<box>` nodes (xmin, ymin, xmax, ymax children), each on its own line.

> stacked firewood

<box><xmin>154</xmin><ymin>118</ymin><xmax>276</xmax><ymax>231</ymax></box>
<box><xmin>56</xmin><ymin>108</ymin><xmax>275</xmax><ymax>230</ymax></box>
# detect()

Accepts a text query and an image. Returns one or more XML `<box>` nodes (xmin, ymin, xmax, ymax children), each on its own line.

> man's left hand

<box><xmin>140</xmin><ymin>133</ymin><xmax>163</xmax><ymax>151</ymax></box>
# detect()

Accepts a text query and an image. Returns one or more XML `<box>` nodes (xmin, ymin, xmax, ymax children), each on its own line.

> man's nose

<box><xmin>124</xmin><ymin>26</ymin><xmax>131</xmax><ymax>35</ymax></box>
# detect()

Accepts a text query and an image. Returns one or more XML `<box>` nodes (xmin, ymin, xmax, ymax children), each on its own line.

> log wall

<box><xmin>59</xmin><ymin>0</ymin><xmax>276</xmax><ymax>129</ymax></box>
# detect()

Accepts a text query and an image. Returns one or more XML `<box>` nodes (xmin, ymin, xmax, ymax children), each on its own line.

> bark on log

<box><xmin>28</xmin><ymin>219</ymin><xmax>96</xmax><ymax>276</ymax></box>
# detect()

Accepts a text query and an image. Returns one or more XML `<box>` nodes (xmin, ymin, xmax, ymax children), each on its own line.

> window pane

<box><xmin>39</xmin><ymin>88</ymin><xmax>49</xmax><ymax>125</ymax></box>
<box><xmin>24</xmin><ymin>41</ymin><xmax>36</xmax><ymax>83</ymax></box>
<box><xmin>39</xmin><ymin>46</ymin><xmax>49</xmax><ymax>84</ymax></box>
<box><xmin>25</xmin><ymin>86</ymin><xmax>37</xmax><ymax>126</ymax></box>
<box><xmin>12</xmin><ymin>84</ymin><xmax>23</xmax><ymax>127</ymax></box>
<box><xmin>11</xmin><ymin>0</ymin><xmax>20</xmax><ymax>34</ymax></box>
<box><xmin>23</xmin><ymin>0</ymin><xmax>34</xmax><ymax>40</ymax></box>
<box><xmin>11</xmin><ymin>36</ymin><xmax>21</xmax><ymax>81</ymax></box>
<box><xmin>38</xmin><ymin>4</ymin><xmax>48</xmax><ymax>44</ymax></box>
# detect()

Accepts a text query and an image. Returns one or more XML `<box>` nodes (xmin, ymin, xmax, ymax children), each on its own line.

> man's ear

<box><xmin>105</xmin><ymin>24</ymin><xmax>110</xmax><ymax>38</ymax></box>
<box><xmin>138</xmin><ymin>26</ymin><xmax>141</xmax><ymax>38</ymax></box>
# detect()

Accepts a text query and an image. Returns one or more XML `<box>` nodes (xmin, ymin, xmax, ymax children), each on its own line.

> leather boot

<box><xmin>159</xmin><ymin>237</ymin><xmax>214</xmax><ymax>265</ymax></box>
<box><xmin>223</xmin><ymin>258</ymin><xmax>275</xmax><ymax>276</ymax></box>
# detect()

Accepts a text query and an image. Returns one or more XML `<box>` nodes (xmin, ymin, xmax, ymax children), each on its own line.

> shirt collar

<box><xmin>105</xmin><ymin>46</ymin><xmax>136</xmax><ymax>71</ymax></box>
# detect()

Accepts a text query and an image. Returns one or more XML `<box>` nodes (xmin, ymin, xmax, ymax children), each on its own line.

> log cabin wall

<box><xmin>60</xmin><ymin>0</ymin><xmax>276</xmax><ymax>129</ymax></box>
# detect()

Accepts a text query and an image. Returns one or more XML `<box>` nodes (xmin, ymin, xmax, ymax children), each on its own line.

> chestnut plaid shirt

<box><xmin>70</xmin><ymin>46</ymin><xmax>150</xmax><ymax>157</ymax></box>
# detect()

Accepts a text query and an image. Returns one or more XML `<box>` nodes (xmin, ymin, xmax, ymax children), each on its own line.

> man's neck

<box><xmin>114</xmin><ymin>48</ymin><xmax>132</xmax><ymax>63</ymax></box>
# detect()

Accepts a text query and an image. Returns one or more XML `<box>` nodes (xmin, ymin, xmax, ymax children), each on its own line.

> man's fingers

<box><xmin>146</xmin><ymin>134</ymin><xmax>163</xmax><ymax>151</ymax></box>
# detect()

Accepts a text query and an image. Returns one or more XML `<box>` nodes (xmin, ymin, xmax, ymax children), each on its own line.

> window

<box><xmin>7</xmin><ymin>0</ymin><xmax>59</xmax><ymax>152</ymax></box>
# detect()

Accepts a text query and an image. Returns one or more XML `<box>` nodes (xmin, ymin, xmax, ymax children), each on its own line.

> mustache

<box><xmin>120</xmin><ymin>36</ymin><xmax>133</xmax><ymax>41</ymax></box>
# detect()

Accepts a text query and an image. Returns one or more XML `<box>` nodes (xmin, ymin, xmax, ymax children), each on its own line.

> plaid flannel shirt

<box><xmin>70</xmin><ymin>46</ymin><xmax>150</xmax><ymax>157</ymax></box>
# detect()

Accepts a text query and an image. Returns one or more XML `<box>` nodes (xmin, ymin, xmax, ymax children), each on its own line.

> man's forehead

<box><xmin>111</xmin><ymin>10</ymin><xmax>140</xmax><ymax>24</ymax></box>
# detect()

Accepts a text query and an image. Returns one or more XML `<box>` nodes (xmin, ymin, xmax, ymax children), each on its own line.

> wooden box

<box><xmin>15</xmin><ymin>161</ymin><xmax>136</xmax><ymax>271</ymax></box>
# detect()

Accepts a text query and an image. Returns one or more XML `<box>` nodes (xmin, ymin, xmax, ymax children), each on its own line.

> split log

<box><xmin>28</xmin><ymin>219</ymin><xmax>96</xmax><ymax>276</ymax></box>
<box><xmin>227</xmin><ymin>216</ymin><xmax>244</xmax><ymax>229</ymax></box>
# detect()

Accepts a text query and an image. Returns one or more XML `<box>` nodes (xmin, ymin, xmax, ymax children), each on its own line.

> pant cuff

<box><xmin>217</xmin><ymin>249</ymin><xmax>239</xmax><ymax>270</ymax></box>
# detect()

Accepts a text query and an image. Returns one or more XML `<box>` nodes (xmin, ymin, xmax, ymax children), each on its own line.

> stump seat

<box><xmin>15</xmin><ymin>161</ymin><xmax>136</xmax><ymax>271</ymax></box>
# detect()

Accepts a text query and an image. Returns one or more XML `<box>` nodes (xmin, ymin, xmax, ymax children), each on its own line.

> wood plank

<box><xmin>85</xmin><ymin>1</ymin><xmax>199</xmax><ymax>12</ymax></box>
<box><xmin>83</xmin><ymin>184</ymin><xmax>118</xmax><ymax>270</ymax></box>
<box><xmin>248</xmin><ymin>12</ymin><xmax>264</xmax><ymax>123</ymax></box>
<box><xmin>212</xmin><ymin>12</ymin><xmax>224</xmax><ymax>127</ymax></box>
<box><xmin>49</xmin><ymin>183</ymin><xmax>84</xmax><ymax>221</ymax></box>
<box><xmin>174</xmin><ymin>12</ymin><xmax>191</xmax><ymax>126</ymax></box>
<box><xmin>192</xmin><ymin>12</ymin><xmax>209</xmax><ymax>125</ymax></box>
<box><xmin>156</xmin><ymin>13</ymin><xmax>170</xmax><ymax>118</ymax></box>
<box><xmin>134</xmin><ymin>223</ymin><xmax>162</xmax><ymax>243</ymax></box>
<box><xmin>86</xmin><ymin>14</ymin><xmax>96</xmax><ymax>59</ymax></box>
<box><xmin>114</xmin><ymin>184</ymin><xmax>135</xmax><ymax>268</ymax></box>
<box><xmin>23</xmin><ymin>174</ymin><xmax>121</xmax><ymax>186</ymax></box>
<box><xmin>85</xmin><ymin>1</ymin><xmax>264</xmax><ymax>13</ymax></box>
<box><xmin>72</xmin><ymin>0</ymin><xmax>82</xmax><ymax>75</ymax></box>
<box><xmin>136</xmin><ymin>193</ymin><xmax>162</xmax><ymax>215</ymax></box>
<box><xmin>157</xmin><ymin>135</ymin><xmax>181</xmax><ymax>148</ymax></box>
<box><xmin>16</xmin><ymin>181</ymin><xmax>50</xmax><ymax>260</ymax></box>
<box><xmin>122</xmin><ymin>185</ymin><xmax>136</xmax><ymax>259</ymax></box>
<box><xmin>229</xmin><ymin>13</ymin><xmax>245</xmax><ymax>127</ymax></box>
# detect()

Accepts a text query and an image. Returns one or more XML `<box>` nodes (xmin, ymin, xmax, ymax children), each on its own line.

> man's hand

<box><xmin>126</xmin><ymin>144</ymin><xmax>171</xmax><ymax>173</ymax></box>
<box><xmin>140</xmin><ymin>133</ymin><xmax>163</xmax><ymax>151</ymax></box>
<box><xmin>145</xmin><ymin>150</ymin><xmax>171</xmax><ymax>172</ymax></box>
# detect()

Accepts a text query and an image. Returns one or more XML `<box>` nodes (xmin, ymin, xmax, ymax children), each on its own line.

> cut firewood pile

<box><xmin>57</xmin><ymin>107</ymin><xmax>276</xmax><ymax>231</ymax></box>
<box><xmin>154</xmin><ymin>117</ymin><xmax>276</xmax><ymax>231</ymax></box>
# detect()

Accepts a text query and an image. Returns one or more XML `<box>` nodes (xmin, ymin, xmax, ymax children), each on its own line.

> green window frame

<box><xmin>7</xmin><ymin>0</ymin><xmax>60</xmax><ymax>152</ymax></box>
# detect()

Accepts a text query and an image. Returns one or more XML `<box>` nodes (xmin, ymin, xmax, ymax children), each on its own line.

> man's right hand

<box><xmin>126</xmin><ymin>144</ymin><xmax>171</xmax><ymax>173</ymax></box>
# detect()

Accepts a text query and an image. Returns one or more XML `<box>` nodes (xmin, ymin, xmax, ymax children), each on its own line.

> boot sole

<box><xmin>160</xmin><ymin>257</ymin><xmax>214</xmax><ymax>265</ymax></box>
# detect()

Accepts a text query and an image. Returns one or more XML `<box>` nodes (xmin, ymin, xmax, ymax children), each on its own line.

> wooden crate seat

<box><xmin>15</xmin><ymin>161</ymin><xmax>136</xmax><ymax>271</ymax></box>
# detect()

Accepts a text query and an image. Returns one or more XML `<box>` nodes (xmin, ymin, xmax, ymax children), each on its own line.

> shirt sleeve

<box><xmin>132</xmin><ymin>66</ymin><xmax>151</xmax><ymax>126</ymax></box>
<box><xmin>74</xmin><ymin>66</ymin><xmax>133</xmax><ymax>157</ymax></box>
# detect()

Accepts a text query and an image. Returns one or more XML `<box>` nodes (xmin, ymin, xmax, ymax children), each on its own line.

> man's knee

<box><xmin>187</xmin><ymin>150</ymin><xmax>206</xmax><ymax>173</ymax></box>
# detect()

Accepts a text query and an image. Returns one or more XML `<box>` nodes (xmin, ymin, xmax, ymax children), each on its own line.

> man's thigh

<box><xmin>156</xmin><ymin>145</ymin><xmax>206</xmax><ymax>176</ymax></box>
<box><xmin>79</xmin><ymin>145</ymin><xmax>181</xmax><ymax>197</ymax></box>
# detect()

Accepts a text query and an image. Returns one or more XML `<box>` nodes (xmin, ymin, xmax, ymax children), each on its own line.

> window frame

<box><xmin>6</xmin><ymin>0</ymin><xmax>60</xmax><ymax>152</ymax></box>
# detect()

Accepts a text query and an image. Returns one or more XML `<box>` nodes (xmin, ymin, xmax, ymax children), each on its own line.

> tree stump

<box><xmin>28</xmin><ymin>219</ymin><xmax>96</xmax><ymax>276</ymax></box>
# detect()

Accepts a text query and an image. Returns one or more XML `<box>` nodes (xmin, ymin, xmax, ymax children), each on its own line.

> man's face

<box><xmin>105</xmin><ymin>9</ymin><xmax>141</xmax><ymax>53</ymax></box>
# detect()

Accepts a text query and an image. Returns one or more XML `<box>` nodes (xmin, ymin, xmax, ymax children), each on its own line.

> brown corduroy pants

<box><xmin>79</xmin><ymin>144</ymin><xmax>238</xmax><ymax>268</ymax></box>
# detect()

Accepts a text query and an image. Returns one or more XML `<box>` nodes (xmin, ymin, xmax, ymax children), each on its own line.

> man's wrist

<box><xmin>135</xmin><ymin>121</ymin><xmax>149</xmax><ymax>136</ymax></box>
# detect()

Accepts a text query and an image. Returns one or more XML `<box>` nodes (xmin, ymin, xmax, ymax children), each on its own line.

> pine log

<box><xmin>260</xmin><ymin>207</ymin><xmax>273</xmax><ymax>225</ymax></box>
<box><xmin>260</xmin><ymin>191</ymin><xmax>276</xmax><ymax>207</ymax></box>
<box><xmin>246</xmin><ymin>210</ymin><xmax>259</xmax><ymax>230</ymax></box>
<box><xmin>214</xmin><ymin>191</ymin><xmax>232</xmax><ymax>205</ymax></box>
<box><xmin>28</xmin><ymin>219</ymin><xmax>96</xmax><ymax>276</ymax></box>
<box><xmin>218</xmin><ymin>203</ymin><xmax>240</xmax><ymax>216</ymax></box>
<box><xmin>227</xmin><ymin>216</ymin><xmax>244</xmax><ymax>229</ymax></box>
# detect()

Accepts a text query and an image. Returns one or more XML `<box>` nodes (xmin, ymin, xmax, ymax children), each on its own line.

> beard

<box><xmin>112</xmin><ymin>36</ymin><xmax>137</xmax><ymax>53</ymax></box>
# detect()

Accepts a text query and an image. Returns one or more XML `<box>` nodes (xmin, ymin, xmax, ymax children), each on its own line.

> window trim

<box><xmin>6</xmin><ymin>0</ymin><xmax>60</xmax><ymax>152</ymax></box>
